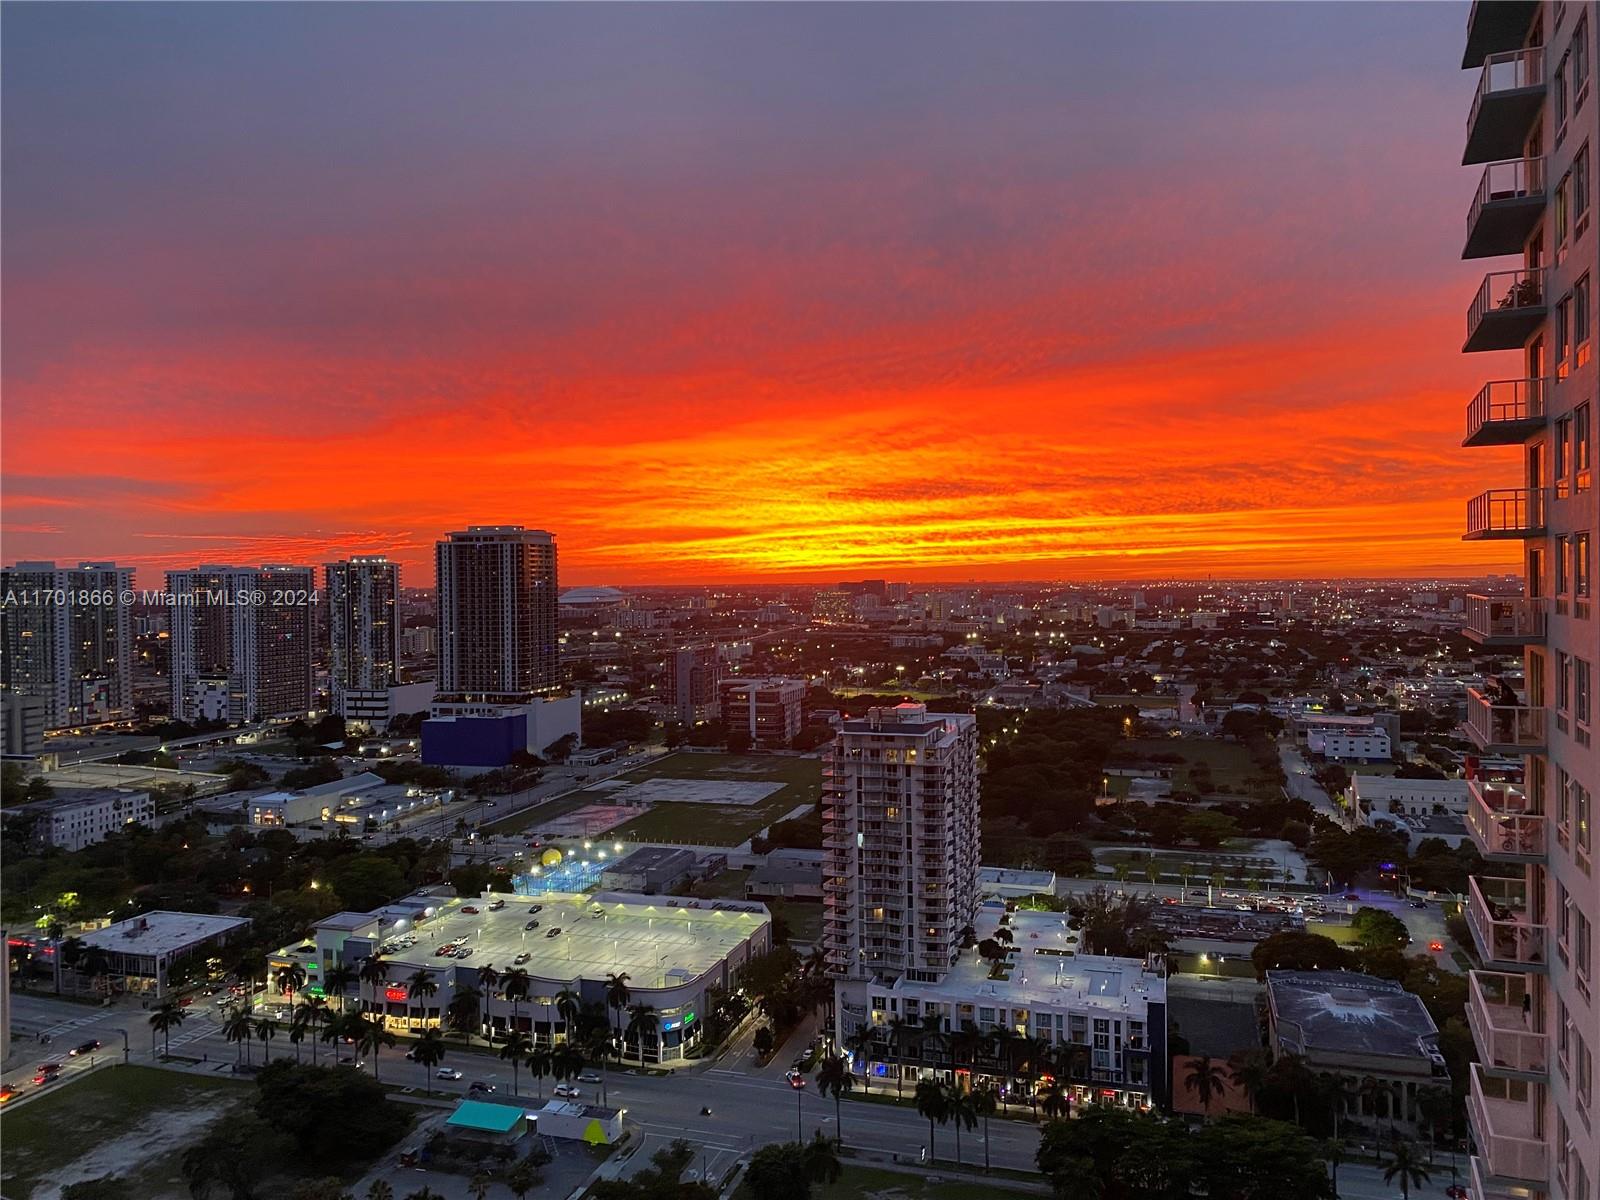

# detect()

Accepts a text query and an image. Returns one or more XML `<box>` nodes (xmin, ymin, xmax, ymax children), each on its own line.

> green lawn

<box><xmin>601</xmin><ymin>753</ymin><xmax>822</xmax><ymax>846</ymax></box>
<box><xmin>1</xmin><ymin>1066</ymin><xmax>250</xmax><ymax>1199</ymax></box>
<box><xmin>480</xmin><ymin>792</ymin><xmax>599</xmax><ymax>836</ymax></box>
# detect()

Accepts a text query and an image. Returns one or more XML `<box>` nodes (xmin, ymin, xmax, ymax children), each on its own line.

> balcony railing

<box><xmin>1465</xmin><ymin>686</ymin><xmax>1547</xmax><ymax>753</ymax></box>
<box><xmin>1467</xmin><ymin>875</ymin><xmax>1548</xmax><ymax>971</ymax></box>
<box><xmin>1465</xmin><ymin>594</ymin><xmax>1548</xmax><ymax>645</ymax></box>
<box><xmin>1468</xmin><ymin>1063</ymin><xmax>1549</xmax><ymax>1183</ymax></box>
<box><xmin>1466</xmin><ymin>158</ymin><xmax>1547</xmax><ymax>258</ymax></box>
<box><xmin>1465</xmin><ymin>378</ymin><xmax>1550</xmax><ymax>446</ymax></box>
<box><xmin>1466</xmin><ymin>777</ymin><xmax>1548</xmax><ymax>861</ymax></box>
<box><xmin>1469</xmin><ymin>1155</ymin><xmax>1539</xmax><ymax>1200</ymax></box>
<box><xmin>1465</xmin><ymin>47</ymin><xmax>1546</xmax><ymax>165</ymax></box>
<box><xmin>1465</xmin><ymin>487</ymin><xmax>1546</xmax><ymax>539</ymax></box>
<box><xmin>1468</xmin><ymin>971</ymin><xmax>1549</xmax><ymax>1077</ymax></box>
<box><xmin>1465</xmin><ymin>268</ymin><xmax>1548</xmax><ymax>351</ymax></box>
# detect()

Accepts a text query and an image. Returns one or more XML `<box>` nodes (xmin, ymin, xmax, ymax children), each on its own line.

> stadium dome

<box><xmin>559</xmin><ymin>586</ymin><xmax>629</xmax><ymax>606</ymax></box>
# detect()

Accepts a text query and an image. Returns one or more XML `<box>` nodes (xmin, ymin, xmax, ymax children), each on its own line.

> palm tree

<box><xmin>323</xmin><ymin>963</ymin><xmax>357</xmax><ymax>1013</ymax></box>
<box><xmin>814</xmin><ymin>1052</ymin><xmax>855</xmax><ymax>1143</ymax></box>
<box><xmin>406</xmin><ymin>969</ymin><xmax>439</xmax><ymax>1023</ymax></box>
<box><xmin>275</xmin><ymin>963</ymin><xmax>307</xmax><ymax>1000</ymax></box>
<box><xmin>223</xmin><ymin>1005</ymin><xmax>254</xmax><ymax>1065</ymax></box>
<box><xmin>500</xmin><ymin>1030</ymin><xmax>532</xmax><ymax>1095</ymax></box>
<box><xmin>915</xmin><ymin>1079</ymin><xmax>949</xmax><ymax>1162</ymax></box>
<box><xmin>502</xmin><ymin>967</ymin><xmax>532</xmax><ymax>1039</ymax></box>
<box><xmin>293</xmin><ymin>996</ymin><xmax>329</xmax><ymax>1066</ymax></box>
<box><xmin>1382</xmin><ymin>1142</ymin><xmax>1432</xmax><ymax>1200</ymax></box>
<box><xmin>1319</xmin><ymin>1072</ymin><xmax>1358</xmax><ymax>1142</ymax></box>
<box><xmin>886</xmin><ymin>1015</ymin><xmax>913</xmax><ymax>1099</ymax></box>
<box><xmin>149</xmin><ymin>1000</ymin><xmax>187</xmax><ymax>1058</ymax></box>
<box><xmin>803</xmin><ymin>1129</ymin><xmax>842</xmax><ymax>1189</ymax></box>
<box><xmin>358</xmin><ymin>956</ymin><xmax>390</xmax><ymax>1017</ymax></box>
<box><xmin>528</xmin><ymin>1044</ymin><xmax>554</xmax><ymax>1099</ymax></box>
<box><xmin>1359</xmin><ymin>1075</ymin><xmax>1395</xmax><ymax>1146</ymax></box>
<box><xmin>356</xmin><ymin>1013</ymin><xmax>398</xmax><ymax>1080</ymax></box>
<box><xmin>551</xmin><ymin>1041</ymin><xmax>584</xmax><ymax>1085</ymax></box>
<box><xmin>987</xmin><ymin>1026</ymin><xmax>1022</xmax><ymax>1108</ymax></box>
<box><xmin>946</xmin><ymin>1084</ymin><xmax>977</xmax><ymax>1166</ymax></box>
<box><xmin>918</xmin><ymin>1012</ymin><xmax>946</xmax><ymax>1083</ymax></box>
<box><xmin>506</xmin><ymin>1160</ymin><xmax>539</xmax><ymax>1200</ymax></box>
<box><xmin>412</xmin><ymin>1027</ymin><xmax>446</xmax><ymax>1096</ymax></box>
<box><xmin>604</xmin><ymin>971</ymin><xmax>631</xmax><ymax>1059</ymax></box>
<box><xmin>625</xmin><ymin>1002</ymin><xmax>658</xmax><ymax>1065</ymax></box>
<box><xmin>1039</xmin><ymin>1075</ymin><xmax>1068</xmax><ymax>1119</ymax></box>
<box><xmin>845</xmin><ymin>1025</ymin><xmax>875</xmax><ymax>1095</ymax></box>
<box><xmin>1325</xmin><ymin>1138</ymin><xmax>1347</xmax><ymax>1199</ymax></box>
<box><xmin>365</xmin><ymin>1182</ymin><xmax>394</xmax><ymax>1200</ymax></box>
<box><xmin>582</xmin><ymin>1027</ymin><xmax>612</xmax><ymax>1107</ymax></box>
<box><xmin>1228</xmin><ymin>1050</ymin><xmax>1271</xmax><ymax>1116</ymax></box>
<box><xmin>467</xmin><ymin>1172</ymin><xmax>492</xmax><ymax>1200</ymax></box>
<box><xmin>971</xmin><ymin>1085</ymin><xmax>998</xmax><ymax>1171</ymax></box>
<box><xmin>447</xmin><ymin>985</ymin><xmax>482</xmax><ymax>1039</ymax></box>
<box><xmin>253</xmin><ymin>1016</ymin><xmax>277</xmax><ymax>1061</ymax></box>
<box><xmin>1185</xmin><ymin>1054</ymin><xmax>1228</xmax><ymax>1118</ymax></box>
<box><xmin>555</xmin><ymin>987</ymin><xmax>582</xmax><ymax>1044</ymax></box>
<box><xmin>1271</xmin><ymin>1051</ymin><xmax>1316</xmax><ymax>1126</ymax></box>
<box><xmin>1023</xmin><ymin>1035</ymin><xmax>1053</xmax><ymax>1116</ymax></box>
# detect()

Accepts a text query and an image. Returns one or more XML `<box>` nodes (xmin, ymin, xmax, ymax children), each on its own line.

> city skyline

<box><xmin>3</xmin><ymin>2</ymin><xmax>1524</xmax><ymax>584</ymax></box>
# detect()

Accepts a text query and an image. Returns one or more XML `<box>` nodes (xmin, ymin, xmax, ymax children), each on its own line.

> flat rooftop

<box><xmin>320</xmin><ymin>890</ymin><xmax>769</xmax><ymax>992</ymax></box>
<box><xmin>1268</xmin><ymin>970</ymin><xmax>1441</xmax><ymax>1062</ymax></box>
<box><xmin>885</xmin><ymin>908</ymin><xmax>1165</xmax><ymax>1014</ymax></box>
<box><xmin>83</xmin><ymin>911</ymin><xmax>252</xmax><ymax>957</ymax></box>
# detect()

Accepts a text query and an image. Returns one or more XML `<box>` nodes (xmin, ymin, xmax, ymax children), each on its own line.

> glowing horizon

<box><xmin>2</xmin><ymin>2</ymin><xmax>1520</xmax><ymax>587</ymax></box>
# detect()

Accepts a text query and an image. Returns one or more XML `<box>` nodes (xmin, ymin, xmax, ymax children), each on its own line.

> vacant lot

<box><xmin>600</xmin><ymin>753</ymin><xmax>822</xmax><ymax>846</ymax></box>
<box><xmin>742</xmin><ymin>1163</ymin><xmax>1038</xmax><ymax>1200</ymax></box>
<box><xmin>2</xmin><ymin>1066</ymin><xmax>249</xmax><ymax>1199</ymax></box>
<box><xmin>1123</xmin><ymin>737</ymin><xmax>1257</xmax><ymax>794</ymax></box>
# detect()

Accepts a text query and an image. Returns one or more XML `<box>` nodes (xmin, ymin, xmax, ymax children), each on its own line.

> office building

<box><xmin>435</xmin><ymin>526</ymin><xmax>559</xmax><ymax>702</ymax></box>
<box><xmin>2</xmin><ymin>693</ymin><xmax>46</xmax><ymax>756</ymax></box>
<box><xmin>822</xmin><ymin>703</ymin><xmax>981</xmax><ymax>982</ymax></box>
<box><xmin>77</xmin><ymin>911</ymin><xmax>252</xmax><ymax>999</ymax></box>
<box><xmin>1457</xmin><ymin>7</ymin><xmax>1597</xmax><ymax>1199</ymax></box>
<box><xmin>165</xmin><ymin>566</ymin><xmax>316</xmax><ymax>723</ymax></box>
<box><xmin>719</xmin><ymin>675</ymin><xmax>806</xmax><ymax>747</ymax></box>
<box><xmin>0</xmin><ymin>561</ymin><xmax>134</xmax><ymax>728</ymax></box>
<box><xmin>664</xmin><ymin>644</ymin><xmax>720</xmax><ymax>724</ymax></box>
<box><xmin>1</xmin><ymin>787</ymin><xmax>154</xmax><ymax>851</ymax></box>
<box><xmin>327</xmin><ymin>556</ymin><xmax>400</xmax><ymax>721</ymax></box>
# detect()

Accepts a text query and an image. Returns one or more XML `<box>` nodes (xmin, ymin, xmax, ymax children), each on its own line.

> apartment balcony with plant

<box><xmin>1467</xmin><ymin>875</ymin><xmax>1549</xmax><ymax>971</ymax></box>
<box><xmin>1465</xmin><ymin>685</ymin><xmax>1548</xmax><ymax>753</ymax></box>
<box><xmin>1464</xmin><ymin>267</ymin><xmax>1548</xmax><ymax>351</ymax></box>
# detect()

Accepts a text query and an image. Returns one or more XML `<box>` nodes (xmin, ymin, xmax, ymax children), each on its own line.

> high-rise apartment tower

<box><xmin>434</xmin><ymin>527</ymin><xmax>558</xmax><ymax>703</ymax></box>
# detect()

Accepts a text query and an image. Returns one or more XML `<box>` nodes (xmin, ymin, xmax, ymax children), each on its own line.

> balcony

<box><xmin>1464</xmin><ymin>487</ymin><xmax>1546</xmax><ymax>540</ymax></box>
<box><xmin>1469</xmin><ymin>1155</ymin><xmax>1542</xmax><ymax>1200</ymax></box>
<box><xmin>1467</xmin><ymin>876</ymin><xmax>1548</xmax><ymax>971</ymax></box>
<box><xmin>1465</xmin><ymin>594</ymin><xmax>1548</xmax><ymax>646</ymax></box>
<box><xmin>1464</xmin><ymin>378</ymin><xmax>1549</xmax><ymax>446</ymax></box>
<box><xmin>1462</xmin><ymin>1</ymin><xmax>1538</xmax><ymax>69</ymax></box>
<box><xmin>1467</xmin><ymin>777</ymin><xmax>1548</xmax><ymax>862</ymax></box>
<box><xmin>1465</xmin><ymin>268</ymin><xmax>1547</xmax><ymax>352</ymax></box>
<box><xmin>1465</xmin><ymin>686</ymin><xmax>1547</xmax><ymax>754</ymax></box>
<box><xmin>1465</xmin><ymin>158</ymin><xmax>1547</xmax><ymax>257</ymax></box>
<box><xmin>1467</xmin><ymin>1064</ymin><xmax>1549</xmax><ymax>1184</ymax></box>
<box><xmin>1468</xmin><ymin>971</ymin><xmax>1549</xmax><ymax>1078</ymax></box>
<box><xmin>1465</xmin><ymin>47</ymin><xmax>1546</xmax><ymax>165</ymax></box>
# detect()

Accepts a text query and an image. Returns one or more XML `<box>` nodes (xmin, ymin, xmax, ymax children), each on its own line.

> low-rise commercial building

<box><xmin>4</xmin><ymin>787</ymin><xmax>153</xmax><ymax>851</ymax></box>
<box><xmin>79</xmin><ymin>911</ymin><xmax>253</xmax><ymax>998</ymax></box>
<box><xmin>598</xmin><ymin>846</ymin><xmax>697</xmax><ymax>894</ymax></box>
<box><xmin>248</xmin><ymin>771</ymin><xmax>388</xmax><ymax>827</ymax></box>
<box><xmin>1308</xmin><ymin>727</ymin><xmax>1393</xmax><ymax>763</ymax></box>
<box><xmin>835</xmin><ymin>905</ymin><xmax>1168</xmax><ymax>1111</ymax></box>
<box><xmin>271</xmin><ymin>890</ymin><xmax>770</xmax><ymax>1064</ymax></box>
<box><xmin>1266</xmin><ymin>969</ymin><xmax>1449</xmax><ymax>1136</ymax></box>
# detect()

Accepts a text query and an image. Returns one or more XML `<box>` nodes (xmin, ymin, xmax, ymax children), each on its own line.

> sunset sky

<box><xmin>2</xmin><ymin>2</ymin><xmax>1522</xmax><ymax>586</ymax></box>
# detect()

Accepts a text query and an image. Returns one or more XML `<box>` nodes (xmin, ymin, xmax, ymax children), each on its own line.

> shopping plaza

<box><xmin>268</xmin><ymin>887</ymin><xmax>771</xmax><ymax>1062</ymax></box>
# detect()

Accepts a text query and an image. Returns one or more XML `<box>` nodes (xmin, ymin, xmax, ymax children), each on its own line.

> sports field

<box><xmin>593</xmin><ymin>752</ymin><xmax>821</xmax><ymax>846</ymax></box>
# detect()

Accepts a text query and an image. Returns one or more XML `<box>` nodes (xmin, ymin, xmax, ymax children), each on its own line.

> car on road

<box><xmin>525</xmin><ymin>919</ymin><xmax>541</xmax><ymax>931</ymax></box>
<box><xmin>461</xmin><ymin>906</ymin><xmax>480</xmax><ymax>915</ymax></box>
<box><xmin>784</xmin><ymin>1069</ymin><xmax>806</xmax><ymax>1089</ymax></box>
<box><xmin>434</xmin><ymin>945</ymin><xmax>453</xmax><ymax>956</ymax></box>
<box><xmin>553</xmin><ymin>1084</ymin><xmax>582</xmax><ymax>1099</ymax></box>
<box><xmin>32</xmin><ymin>1070</ymin><xmax>61</xmax><ymax>1086</ymax></box>
<box><xmin>488</xmin><ymin>899</ymin><xmax>506</xmax><ymax>911</ymax></box>
<box><xmin>70</xmin><ymin>1040</ymin><xmax>101</xmax><ymax>1056</ymax></box>
<box><xmin>545</xmin><ymin>927</ymin><xmax>561</xmax><ymax>938</ymax></box>
<box><xmin>468</xmin><ymin>1081</ymin><xmax>496</xmax><ymax>1095</ymax></box>
<box><xmin>1408</xmin><ymin>899</ymin><xmax>1428</xmax><ymax>909</ymax></box>
<box><xmin>1343</xmin><ymin>893</ymin><xmax>1361</xmax><ymax>901</ymax></box>
<box><xmin>1429</xmin><ymin>940</ymin><xmax>1445</xmax><ymax>952</ymax></box>
<box><xmin>578</xmin><ymin>1073</ymin><xmax>601</xmax><ymax>1083</ymax></box>
<box><xmin>513</xmin><ymin>952</ymin><xmax>530</xmax><ymax>965</ymax></box>
<box><xmin>0</xmin><ymin>1084</ymin><xmax>16</xmax><ymax>1105</ymax></box>
<box><xmin>436</xmin><ymin>1068</ymin><xmax>463</xmax><ymax>1080</ymax></box>
<box><xmin>454</xmin><ymin>947</ymin><xmax>473</xmax><ymax>958</ymax></box>
<box><xmin>527</xmin><ymin>904</ymin><xmax>543</xmax><ymax>914</ymax></box>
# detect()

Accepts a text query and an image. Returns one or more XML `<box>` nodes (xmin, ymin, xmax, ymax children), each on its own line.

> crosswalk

<box><xmin>38</xmin><ymin>1012</ymin><xmax>107</xmax><ymax>1040</ymax></box>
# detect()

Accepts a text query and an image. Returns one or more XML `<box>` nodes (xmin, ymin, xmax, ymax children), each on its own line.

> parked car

<box><xmin>527</xmin><ymin>904</ymin><xmax>543</xmax><ymax>914</ymax></box>
<box><xmin>461</xmin><ymin>906</ymin><xmax>480</xmax><ymax>915</ymax></box>
<box><xmin>545</xmin><ymin>927</ymin><xmax>562</xmax><ymax>938</ymax></box>
<box><xmin>513</xmin><ymin>952</ymin><xmax>531</xmax><ymax>965</ymax></box>
<box><xmin>488</xmin><ymin>899</ymin><xmax>506</xmax><ymax>911</ymax></box>
<box><xmin>436</xmin><ymin>1068</ymin><xmax>463</xmax><ymax>1081</ymax></box>
<box><xmin>525</xmin><ymin>920</ymin><xmax>541</xmax><ymax>931</ymax></box>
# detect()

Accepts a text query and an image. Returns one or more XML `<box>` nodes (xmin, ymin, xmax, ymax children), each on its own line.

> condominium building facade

<box><xmin>664</xmin><ymin>643</ymin><xmax>721</xmax><ymax>724</ymax></box>
<box><xmin>719</xmin><ymin>675</ymin><xmax>806</xmax><ymax>747</ymax></box>
<box><xmin>822</xmin><ymin>703</ymin><xmax>981</xmax><ymax>983</ymax></box>
<box><xmin>0</xmin><ymin>561</ymin><xmax>134</xmax><ymax>728</ymax></box>
<box><xmin>1458</xmin><ymin>6</ymin><xmax>1597</xmax><ymax>1200</ymax></box>
<box><xmin>165</xmin><ymin>566</ymin><xmax>316</xmax><ymax>723</ymax></box>
<box><xmin>326</xmin><ymin>556</ymin><xmax>400</xmax><ymax>720</ymax></box>
<box><xmin>434</xmin><ymin>527</ymin><xmax>559</xmax><ymax>703</ymax></box>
